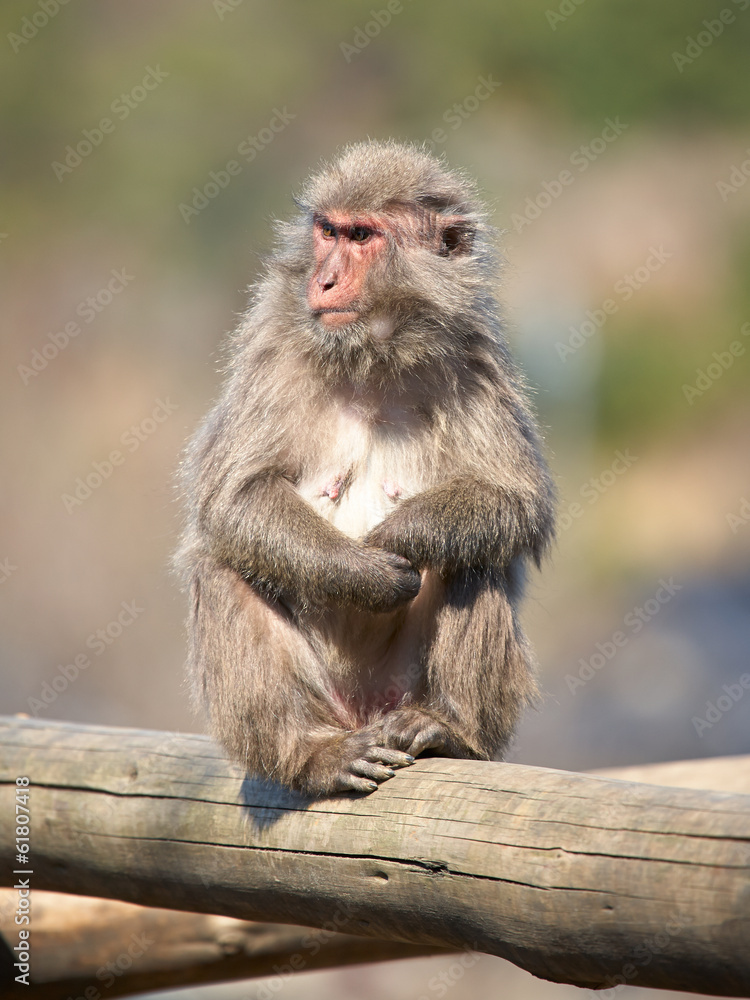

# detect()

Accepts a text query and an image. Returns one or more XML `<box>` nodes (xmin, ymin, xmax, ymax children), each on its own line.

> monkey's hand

<box><xmin>364</xmin><ymin>511</ymin><xmax>431</xmax><ymax>570</ymax></box>
<box><xmin>365</xmin><ymin>477</ymin><xmax>548</xmax><ymax>572</ymax></box>
<box><xmin>343</xmin><ymin>547</ymin><xmax>421</xmax><ymax>613</ymax></box>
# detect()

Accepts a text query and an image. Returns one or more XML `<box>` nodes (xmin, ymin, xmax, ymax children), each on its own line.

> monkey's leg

<box><xmin>380</xmin><ymin>567</ymin><xmax>537</xmax><ymax>761</ymax></box>
<box><xmin>188</xmin><ymin>556</ymin><xmax>413</xmax><ymax>796</ymax></box>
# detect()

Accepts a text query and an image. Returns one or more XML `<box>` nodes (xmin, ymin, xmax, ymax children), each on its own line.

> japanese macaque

<box><xmin>176</xmin><ymin>140</ymin><xmax>555</xmax><ymax>796</ymax></box>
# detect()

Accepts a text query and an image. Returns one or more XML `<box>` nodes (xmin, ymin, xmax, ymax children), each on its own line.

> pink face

<box><xmin>306</xmin><ymin>207</ymin><xmax>472</xmax><ymax>328</ymax></box>
<box><xmin>306</xmin><ymin>213</ymin><xmax>388</xmax><ymax>327</ymax></box>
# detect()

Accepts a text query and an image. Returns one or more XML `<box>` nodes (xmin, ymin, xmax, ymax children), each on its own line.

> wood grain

<box><xmin>1</xmin><ymin>716</ymin><xmax>748</xmax><ymax>995</ymax></box>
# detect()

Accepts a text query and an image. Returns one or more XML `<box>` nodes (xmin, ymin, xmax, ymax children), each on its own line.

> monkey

<box><xmin>175</xmin><ymin>139</ymin><xmax>555</xmax><ymax>797</ymax></box>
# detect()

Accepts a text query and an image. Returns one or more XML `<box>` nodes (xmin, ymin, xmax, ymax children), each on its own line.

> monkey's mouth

<box><xmin>314</xmin><ymin>309</ymin><xmax>360</xmax><ymax>327</ymax></box>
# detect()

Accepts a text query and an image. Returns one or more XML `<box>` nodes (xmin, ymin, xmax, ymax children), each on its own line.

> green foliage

<box><xmin>2</xmin><ymin>0</ymin><xmax>748</xmax><ymax>442</ymax></box>
<box><xmin>596</xmin><ymin>311</ymin><xmax>750</xmax><ymax>445</ymax></box>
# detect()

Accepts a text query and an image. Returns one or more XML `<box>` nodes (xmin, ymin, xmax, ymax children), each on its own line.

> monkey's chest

<box><xmin>298</xmin><ymin>414</ymin><xmax>423</xmax><ymax>539</ymax></box>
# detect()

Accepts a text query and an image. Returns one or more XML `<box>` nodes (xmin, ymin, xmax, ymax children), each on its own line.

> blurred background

<box><xmin>1</xmin><ymin>0</ymin><xmax>749</xmax><ymax>997</ymax></box>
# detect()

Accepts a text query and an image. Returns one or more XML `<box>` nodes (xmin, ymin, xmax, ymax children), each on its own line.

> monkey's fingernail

<box><xmin>368</xmin><ymin>781</ymin><xmax>378</xmax><ymax>790</ymax></box>
<box><xmin>386</xmin><ymin>769</ymin><xmax>395</xmax><ymax>777</ymax></box>
<box><xmin>405</xmin><ymin>755</ymin><xmax>415</xmax><ymax>763</ymax></box>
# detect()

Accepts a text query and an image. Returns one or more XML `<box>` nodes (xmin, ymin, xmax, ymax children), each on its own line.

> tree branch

<box><xmin>1</xmin><ymin>716</ymin><xmax>749</xmax><ymax>995</ymax></box>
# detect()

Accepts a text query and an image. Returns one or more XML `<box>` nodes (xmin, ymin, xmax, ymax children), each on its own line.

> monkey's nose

<box><xmin>317</xmin><ymin>270</ymin><xmax>337</xmax><ymax>291</ymax></box>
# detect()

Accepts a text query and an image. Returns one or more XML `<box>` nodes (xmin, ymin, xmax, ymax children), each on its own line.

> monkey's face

<box><xmin>306</xmin><ymin>207</ymin><xmax>477</xmax><ymax>347</ymax></box>
<box><xmin>306</xmin><ymin>212</ymin><xmax>390</xmax><ymax>330</ymax></box>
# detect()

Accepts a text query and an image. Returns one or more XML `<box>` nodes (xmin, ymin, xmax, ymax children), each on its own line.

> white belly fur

<box><xmin>295</xmin><ymin>404</ymin><xmax>439</xmax><ymax>686</ymax></box>
<box><xmin>297</xmin><ymin>406</ymin><xmax>422</xmax><ymax>539</ymax></box>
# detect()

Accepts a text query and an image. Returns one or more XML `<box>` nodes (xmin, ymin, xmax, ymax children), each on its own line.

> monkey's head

<box><xmin>264</xmin><ymin>140</ymin><xmax>498</xmax><ymax>385</ymax></box>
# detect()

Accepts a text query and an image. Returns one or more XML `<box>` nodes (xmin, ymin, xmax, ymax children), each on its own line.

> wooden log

<box><xmin>0</xmin><ymin>890</ymin><xmax>442</xmax><ymax>998</ymax></box>
<box><xmin>1</xmin><ymin>716</ymin><xmax>749</xmax><ymax>995</ymax></box>
<box><xmin>3</xmin><ymin>746</ymin><xmax>747</xmax><ymax>997</ymax></box>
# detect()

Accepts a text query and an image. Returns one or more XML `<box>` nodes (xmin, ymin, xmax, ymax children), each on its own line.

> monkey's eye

<box><xmin>320</xmin><ymin>223</ymin><xmax>336</xmax><ymax>239</ymax></box>
<box><xmin>349</xmin><ymin>226</ymin><xmax>372</xmax><ymax>243</ymax></box>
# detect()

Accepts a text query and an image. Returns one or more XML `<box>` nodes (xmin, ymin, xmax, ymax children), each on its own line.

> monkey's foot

<box><xmin>338</xmin><ymin>745</ymin><xmax>415</xmax><ymax>794</ymax></box>
<box><xmin>381</xmin><ymin>707</ymin><xmax>467</xmax><ymax>758</ymax></box>
<box><xmin>304</xmin><ymin>731</ymin><xmax>414</xmax><ymax>795</ymax></box>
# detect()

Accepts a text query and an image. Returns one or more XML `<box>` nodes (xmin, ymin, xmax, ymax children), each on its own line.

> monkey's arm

<box><xmin>365</xmin><ymin>476</ymin><xmax>554</xmax><ymax>573</ymax></box>
<box><xmin>199</xmin><ymin>472</ymin><xmax>420</xmax><ymax>612</ymax></box>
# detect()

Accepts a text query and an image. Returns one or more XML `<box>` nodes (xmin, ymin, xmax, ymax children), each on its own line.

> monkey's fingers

<box><xmin>378</xmin><ymin>549</ymin><xmax>418</xmax><ymax>572</ymax></box>
<box><xmin>378</xmin><ymin>552</ymin><xmax>422</xmax><ymax>599</ymax></box>
<box><xmin>351</xmin><ymin>548</ymin><xmax>421</xmax><ymax>612</ymax></box>
<box><xmin>362</xmin><ymin>746</ymin><xmax>415</xmax><ymax>768</ymax></box>
<box><xmin>387</xmin><ymin>553</ymin><xmax>415</xmax><ymax>570</ymax></box>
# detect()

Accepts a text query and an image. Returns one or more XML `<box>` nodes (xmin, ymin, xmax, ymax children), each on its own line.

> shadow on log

<box><xmin>1</xmin><ymin>716</ymin><xmax>749</xmax><ymax>996</ymax></box>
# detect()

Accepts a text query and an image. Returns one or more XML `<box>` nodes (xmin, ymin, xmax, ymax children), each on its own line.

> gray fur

<box><xmin>175</xmin><ymin>141</ymin><xmax>555</xmax><ymax>796</ymax></box>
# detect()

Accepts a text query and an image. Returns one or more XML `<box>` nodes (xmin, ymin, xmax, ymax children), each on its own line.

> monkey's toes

<box><xmin>336</xmin><ymin>747</ymin><xmax>415</xmax><ymax>794</ymax></box>
<box><xmin>381</xmin><ymin>711</ymin><xmax>451</xmax><ymax>757</ymax></box>
<box><xmin>351</xmin><ymin>759</ymin><xmax>396</xmax><ymax>783</ymax></box>
<box><xmin>362</xmin><ymin>746</ymin><xmax>415</xmax><ymax>768</ymax></box>
<box><xmin>405</xmin><ymin>723</ymin><xmax>447</xmax><ymax>757</ymax></box>
<box><xmin>335</xmin><ymin>762</ymin><xmax>391</xmax><ymax>795</ymax></box>
<box><xmin>337</xmin><ymin>774</ymin><xmax>380</xmax><ymax>794</ymax></box>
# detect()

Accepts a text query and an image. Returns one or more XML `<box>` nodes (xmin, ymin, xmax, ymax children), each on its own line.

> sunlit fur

<box><xmin>176</xmin><ymin>140</ymin><xmax>555</xmax><ymax>797</ymax></box>
<box><xmin>263</xmin><ymin>140</ymin><xmax>496</xmax><ymax>387</ymax></box>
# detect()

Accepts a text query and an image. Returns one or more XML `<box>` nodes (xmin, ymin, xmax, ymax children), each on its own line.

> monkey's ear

<box><xmin>439</xmin><ymin>219</ymin><xmax>474</xmax><ymax>257</ymax></box>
